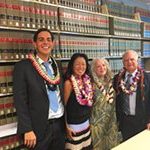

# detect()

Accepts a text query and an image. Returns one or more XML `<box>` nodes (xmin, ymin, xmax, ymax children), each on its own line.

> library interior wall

<box><xmin>0</xmin><ymin>0</ymin><xmax>150</xmax><ymax>149</ymax></box>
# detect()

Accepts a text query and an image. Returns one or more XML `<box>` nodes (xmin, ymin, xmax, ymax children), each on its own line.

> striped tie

<box><xmin>123</xmin><ymin>74</ymin><xmax>132</xmax><ymax>115</ymax></box>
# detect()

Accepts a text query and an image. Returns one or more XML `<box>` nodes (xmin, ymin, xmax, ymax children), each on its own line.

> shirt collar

<box><xmin>36</xmin><ymin>55</ymin><xmax>52</xmax><ymax>65</ymax></box>
<box><xmin>125</xmin><ymin>69</ymin><xmax>138</xmax><ymax>78</ymax></box>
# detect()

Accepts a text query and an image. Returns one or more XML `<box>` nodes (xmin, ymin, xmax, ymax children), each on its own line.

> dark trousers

<box><xmin>33</xmin><ymin>117</ymin><xmax>65</xmax><ymax>150</ymax></box>
<box><xmin>120</xmin><ymin>115</ymin><xmax>145</xmax><ymax>141</ymax></box>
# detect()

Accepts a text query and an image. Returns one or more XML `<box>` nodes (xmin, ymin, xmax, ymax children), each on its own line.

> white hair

<box><xmin>91</xmin><ymin>58</ymin><xmax>113</xmax><ymax>82</ymax></box>
<box><xmin>122</xmin><ymin>50</ymin><xmax>138</xmax><ymax>61</ymax></box>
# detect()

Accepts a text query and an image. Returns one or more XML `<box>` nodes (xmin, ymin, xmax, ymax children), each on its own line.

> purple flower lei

<box><xmin>71</xmin><ymin>74</ymin><xmax>93</xmax><ymax>107</ymax></box>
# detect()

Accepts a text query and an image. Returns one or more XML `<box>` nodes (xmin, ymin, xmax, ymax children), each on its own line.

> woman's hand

<box><xmin>66</xmin><ymin>125</ymin><xmax>76</xmax><ymax>140</ymax></box>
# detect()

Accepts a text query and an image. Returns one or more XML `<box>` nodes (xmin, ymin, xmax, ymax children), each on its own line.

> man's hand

<box><xmin>147</xmin><ymin>123</ymin><xmax>150</xmax><ymax>130</ymax></box>
<box><xmin>24</xmin><ymin>131</ymin><xmax>37</xmax><ymax>148</ymax></box>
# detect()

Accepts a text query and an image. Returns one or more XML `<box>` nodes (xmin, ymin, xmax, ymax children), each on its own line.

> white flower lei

<box><xmin>28</xmin><ymin>53</ymin><xmax>60</xmax><ymax>84</ymax></box>
<box><xmin>94</xmin><ymin>76</ymin><xmax>114</xmax><ymax>104</ymax></box>
<box><xmin>71</xmin><ymin>74</ymin><xmax>93</xmax><ymax>107</ymax></box>
<box><xmin>119</xmin><ymin>69</ymin><xmax>141</xmax><ymax>94</ymax></box>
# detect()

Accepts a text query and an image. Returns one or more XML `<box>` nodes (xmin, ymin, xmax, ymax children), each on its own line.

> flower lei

<box><xmin>117</xmin><ymin>67</ymin><xmax>144</xmax><ymax>95</ymax></box>
<box><xmin>71</xmin><ymin>74</ymin><xmax>93</xmax><ymax>107</ymax></box>
<box><xmin>28</xmin><ymin>53</ymin><xmax>60</xmax><ymax>85</ymax></box>
<box><xmin>94</xmin><ymin>77</ymin><xmax>114</xmax><ymax>104</ymax></box>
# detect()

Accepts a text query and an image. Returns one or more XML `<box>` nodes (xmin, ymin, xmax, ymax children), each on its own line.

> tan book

<box><xmin>40</xmin><ymin>4</ymin><xmax>46</xmax><ymax>28</ymax></box>
<box><xmin>5</xmin><ymin>65</ymin><xmax>14</xmax><ymax>93</ymax></box>
<box><xmin>13</xmin><ymin>32</ymin><xmax>20</xmax><ymax>60</ymax></box>
<box><xmin>45</xmin><ymin>5</ymin><xmax>51</xmax><ymax>29</ymax></box>
<box><xmin>35</xmin><ymin>3</ymin><xmax>41</xmax><ymax>29</ymax></box>
<box><xmin>6</xmin><ymin>96</ymin><xmax>17</xmax><ymax>124</ymax></box>
<box><xmin>0</xmin><ymin>66</ymin><xmax>7</xmax><ymax>94</ymax></box>
<box><xmin>48</xmin><ymin>6</ymin><xmax>58</xmax><ymax>31</ymax></box>
<box><xmin>11</xmin><ymin>0</ymin><xmax>20</xmax><ymax>27</ymax></box>
<box><xmin>24</xmin><ymin>32</ymin><xmax>33</xmax><ymax>58</ymax></box>
<box><xmin>0</xmin><ymin>0</ymin><xmax>7</xmax><ymax>26</ymax></box>
<box><xmin>7</xmin><ymin>31</ymin><xmax>15</xmax><ymax>60</ymax></box>
<box><xmin>9</xmin><ymin>136</ymin><xmax>15</xmax><ymax>149</ymax></box>
<box><xmin>19</xmin><ymin>32</ymin><xmax>26</xmax><ymax>59</ymax></box>
<box><xmin>0</xmin><ymin>97</ymin><xmax>7</xmax><ymax>126</ymax></box>
<box><xmin>0</xmin><ymin>36</ymin><xmax>2</xmax><ymax>60</ymax></box>
<box><xmin>4</xmin><ymin>96</ymin><xmax>13</xmax><ymax>124</ymax></box>
<box><xmin>5</xmin><ymin>0</ymin><xmax>14</xmax><ymax>27</ymax></box>
<box><xmin>29</xmin><ymin>2</ymin><xmax>36</xmax><ymax>29</ymax></box>
<box><xmin>26</xmin><ymin>32</ymin><xmax>32</xmax><ymax>55</ymax></box>
<box><xmin>23</xmin><ymin>1</ymin><xmax>30</xmax><ymax>28</ymax></box>
<box><xmin>19</xmin><ymin>1</ymin><xmax>25</xmax><ymax>28</ymax></box>
<box><xmin>3</xmin><ymin>137</ymin><xmax>11</xmax><ymax>150</ymax></box>
<box><xmin>0</xmin><ymin>31</ymin><xmax>9</xmax><ymax>60</ymax></box>
<box><xmin>59</xmin><ymin>8</ymin><xmax>65</xmax><ymax>31</ymax></box>
<box><xmin>14</xmin><ymin>135</ymin><xmax>21</xmax><ymax>149</ymax></box>
<box><xmin>1</xmin><ymin>138</ymin><xmax>8</xmax><ymax>149</ymax></box>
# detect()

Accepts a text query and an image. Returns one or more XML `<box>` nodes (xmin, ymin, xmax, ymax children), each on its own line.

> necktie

<box><xmin>123</xmin><ymin>74</ymin><xmax>132</xmax><ymax>115</ymax></box>
<box><xmin>43</xmin><ymin>62</ymin><xmax>58</xmax><ymax>112</ymax></box>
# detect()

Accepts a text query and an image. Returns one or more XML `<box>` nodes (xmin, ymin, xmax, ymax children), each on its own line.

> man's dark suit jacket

<box><xmin>113</xmin><ymin>71</ymin><xmax>150</xmax><ymax>130</ymax></box>
<box><xmin>13</xmin><ymin>59</ymin><xmax>64</xmax><ymax>140</ymax></box>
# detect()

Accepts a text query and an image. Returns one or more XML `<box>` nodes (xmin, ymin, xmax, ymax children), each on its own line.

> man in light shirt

<box><xmin>13</xmin><ymin>28</ymin><xmax>65</xmax><ymax>150</ymax></box>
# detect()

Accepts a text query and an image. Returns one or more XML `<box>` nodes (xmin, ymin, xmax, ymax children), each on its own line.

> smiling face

<box><xmin>33</xmin><ymin>31</ymin><xmax>54</xmax><ymax>61</ymax></box>
<box><xmin>94</xmin><ymin>59</ymin><xmax>107</xmax><ymax>78</ymax></box>
<box><xmin>123</xmin><ymin>51</ymin><xmax>138</xmax><ymax>73</ymax></box>
<box><xmin>73</xmin><ymin>57</ymin><xmax>87</xmax><ymax>77</ymax></box>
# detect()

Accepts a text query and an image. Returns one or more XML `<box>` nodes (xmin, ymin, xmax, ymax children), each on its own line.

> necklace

<box><xmin>28</xmin><ymin>53</ymin><xmax>60</xmax><ymax>85</ymax></box>
<box><xmin>94</xmin><ymin>77</ymin><xmax>114</xmax><ymax>103</ymax></box>
<box><xmin>71</xmin><ymin>74</ymin><xmax>93</xmax><ymax>107</ymax></box>
<box><xmin>118</xmin><ymin>68</ymin><xmax>142</xmax><ymax>94</ymax></box>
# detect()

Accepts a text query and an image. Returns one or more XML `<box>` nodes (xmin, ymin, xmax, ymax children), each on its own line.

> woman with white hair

<box><xmin>90</xmin><ymin>58</ymin><xmax>119</xmax><ymax>150</ymax></box>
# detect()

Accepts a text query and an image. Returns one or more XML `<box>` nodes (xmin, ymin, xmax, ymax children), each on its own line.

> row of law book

<box><xmin>113</xmin><ymin>18</ymin><xmax>141</xmax><ymax>37</ymax></box>
<box><xmin>0</xmin><ymin>96</ymin><xmax>17</xmax><ymax>126</ymax></box>
<box><xmin>0</xmin><ymin>135</ymin><xmax>26</xmax><ymax>150</ymax></box>
<box><xmin>0</xmin><ymin>0</ymin><xmax>58</xmax><ymax>30</ymax></box>
<box><xmin>110</xmin><ymin>39</ymin><xmax>141</xmax><ymax>57</ymax></box>
<box><xmin>0</xmin><ymin>65</ymin><xmax>14</xmax><ymax>94</ymax></box>
<box><xmin>0</xmin><ymin>31</ymin><xmax>34</xmax><ymax>60</ymax></box>
<box><xmin>60</xmin><ymin>35</ymin><xmax>109</xmax><ymax>59</ymax></box>
<box><xmin>109</xmin><ymin>59</ymin><xmax>123</xmax><ymax>74</ymax></box>
<box><xmin>135</xmin><ymin>7</ymin><xmax>150</xmax><ymax>18</ymax></box>
<box><xmin>144</xmin><ymin>23</ymin><xmax>150</xmax><ymax>38</ymax></box>
<box><xmin>139</xmin><ymin>59</ymin><xmax>145</xmax><ymax>69</ymax></box>
<box><xmin>59</xmin><ymin>8</ymin><xmax>109</xmax><ymax>34</ymax></box>
<box><xmin>135</xmin><ymin>7</ymin><xmax>150</xmax><ymax>23</ymax></box>
<box><xmin>58</xmin><ymin>0</ymin><xmax>101</xmax><ymax>12</ymax></box>
<box><xmin>143</xmin><ymin>42</ymin><xmax>150</xmax><ymax>57</ymax></box>
<box><xmin>102</xmin><ymin>0</ymin><xmax>134</xmax><ymax>19</ymax></box>
<box><xmin>51</xmin><ymin>35</ymin><xmax>61</xmax><ymax>58</ymax></box>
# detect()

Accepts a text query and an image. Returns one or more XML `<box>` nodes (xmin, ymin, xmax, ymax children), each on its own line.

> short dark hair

<box><xmin>64</xmin><ymin>53</ymin><xmax>90</xmax><ymax>80</ymax></box>
<box><xmin>33</xmin><ymin>28</ymin><xmax>54</xmax><ymax>42</ymax></box>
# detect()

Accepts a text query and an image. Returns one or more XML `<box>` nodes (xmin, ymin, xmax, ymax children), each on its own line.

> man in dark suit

<box><xmin>13</xmin><ymin>28</ymin><xmax>65</xmax><ymax>150</ymax></box>
<box><xmin>113</xmin><ymin>50</ymin><xmax>150</xmax><ymax>141</ymax></box>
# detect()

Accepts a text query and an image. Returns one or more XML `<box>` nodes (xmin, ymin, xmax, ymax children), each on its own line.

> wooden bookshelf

<box><xmin>0</xmin><ymin>0</ymin><xmax>150</xmax><ymax>148</ymax></box>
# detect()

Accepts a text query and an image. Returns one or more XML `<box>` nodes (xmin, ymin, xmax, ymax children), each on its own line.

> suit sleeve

<box><xmin>13</xmin><ymin>61</ymin><xmax>32</xmax><ymax>135</ymax></box>
<box><xmin>145</xmin><ymin>72</ymin><xmax>150</xmax><ymax>123</ymax></box>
